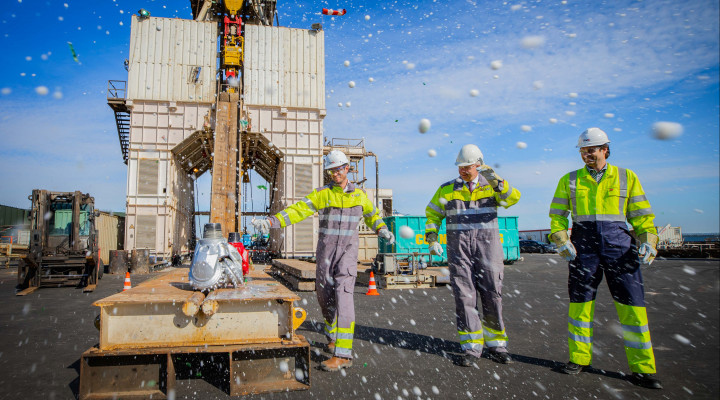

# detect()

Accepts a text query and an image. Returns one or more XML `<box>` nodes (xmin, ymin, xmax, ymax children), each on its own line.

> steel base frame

<box><xmin>79</xmin><ymin>337</ymin><xmax>310</xmax><ymax>399</ymax></box>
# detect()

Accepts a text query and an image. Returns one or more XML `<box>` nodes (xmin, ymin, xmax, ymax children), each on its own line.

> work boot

<box><xmin>325</xmin><ymin>340</ymin><xmax>336</xmax><ymax>354</ymax></box>
<box><xmin>631</xmin><ymin>373</ymin><xmax>663</xmax><ymax>389</ymax></box>
<box><xmin>560</xmin><ymin>361</ymin><xmax>589</xmax><ymax>375</ymax></box>
<box><xmin>486</xmin><ymin>350</ymin><xmax>513</xmax><ymax>364</ymax></box>
<box><xmin>320</xmin><ymin>356</ymin><xmax>353</xmax><ymax>371</ymax></box>
<box><xmin>460</xmin><ymin>354</ymin><xmax>479</xmax><ymax>367</ymax></box>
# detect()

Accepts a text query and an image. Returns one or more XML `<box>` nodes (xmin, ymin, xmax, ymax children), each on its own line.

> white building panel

<box><xmin>365</xmin><ymin>189</ymin><xmax>393</xmax><ymax>210</ymax></box>
<box><xmin>657</xmin><ymin>225</ymin><xmax>683</xmax><ymax>248</ymax></box>
<box><xmin>128</xmin><ymin>101</ymin><xmax>212</xmax><ymax>150</ymax></box>
<box><xmin>244</xmin><ymin>25</ymin><xmax>325</xmax><ymax>109</ymax></box>
<box><xmin>245</xmin><ymin>105</ymin><xmax>325</xmax><ymax>258</ymax></box>
<box><xmin>127</xmin><ymin>16</ymin><xmax>217</xmax><ymax>102</ymax></box>
<box><xmin>125</xmin><ymin>202</ymin><xmax>193</xmax><ymax>261</ymax></box>
<box><xmin>269</xmin><ymin>153</ymin><xmax>323</xmax><ymax>257</ymax></box>
<box><xmin>124</xmin><ymin>101</ymin><xmax>208</xmax><ymax>260</ymax></box>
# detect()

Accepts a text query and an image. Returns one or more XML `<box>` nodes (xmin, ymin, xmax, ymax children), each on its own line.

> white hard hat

<box><xmin>455</xmin><ymin>144</ymin><xmax>484</xmax><ymax>166</ymax></box>
<box><xmin>324</xmin><ymin>150</ymin><xmax>350</xmax><ymax>169</ymax></box>
<box><xmin>577</xmin><ymin>127</ymin><xmax>610</xmax><ymax>148</ymax></box>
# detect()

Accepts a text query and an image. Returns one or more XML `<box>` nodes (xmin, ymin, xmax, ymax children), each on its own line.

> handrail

<box><xmin>107</xmin><ymin>80</ymin><xmax>127</xmax><ymax>99</ymax></box>
<box><xmin>327</xmin><ymin>137</ymin><xmax>365</xmax><ymax>149</ymax></box>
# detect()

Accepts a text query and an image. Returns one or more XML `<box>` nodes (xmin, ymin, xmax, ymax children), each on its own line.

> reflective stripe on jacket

<box><xmin>549</xmin><ymin>164</ymin><xmax>656</xmax><ymax>236</ymax></box>
<box><xmin>425</xmin><ymin>176</ymin><xmax>521</xmax><ymax>239</ymax></box>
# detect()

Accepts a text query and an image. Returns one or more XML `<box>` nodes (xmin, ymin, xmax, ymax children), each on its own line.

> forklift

<box><xmin>16</xmin><ymin>190</ymin><xmax>102</xmax><ymax>295</ymax></box>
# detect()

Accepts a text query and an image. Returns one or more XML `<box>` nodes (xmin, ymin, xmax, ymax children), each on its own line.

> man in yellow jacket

<box><xmin>253</xmin><ymin>150</ymin><xmax>394</xmax><ymax>372</ymax></box>
<box><xmin>548</xmin><ymin>128</ymin><xmax>662</xmax><ymax>389</ymax></box>
<box><xmin>425</xmin><ymin>144</ymin><xmax>521</xmax><ymax>366</ymax></box>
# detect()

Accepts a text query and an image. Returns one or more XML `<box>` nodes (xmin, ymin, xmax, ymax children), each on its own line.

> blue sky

<box><xmin>1</xmin><ymin>0</ymin><xmax>718</xmax><ymax>234</ymax></box>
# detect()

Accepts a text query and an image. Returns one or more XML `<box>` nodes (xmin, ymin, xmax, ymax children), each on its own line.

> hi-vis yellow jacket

<box><xmin>549</xmin><ymin>164</ymin><xmax>656</xmax><ymax>235</ymax></box>
<box><xmin>425</xmin><ymin>176</ymin><xmax>521</xmax><ymax>240</ymax></box>
<box><xmin>270</xmin><ymin>182</ymin><xmax>386</xmax><ymax>236</ymax></box>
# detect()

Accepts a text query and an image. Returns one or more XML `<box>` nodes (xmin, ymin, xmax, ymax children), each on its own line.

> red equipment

<box><xmin>228</xmin><ymin>239</ymin><xmax>250</xmax><ymax>275</ymax></box>
<box><xmin>322</xmin><ymin>8</ymin><xmax>347</xmax><ymax>16</ymax></box>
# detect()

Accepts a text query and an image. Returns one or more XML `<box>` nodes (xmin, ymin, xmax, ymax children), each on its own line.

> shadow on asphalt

<box><xmin>519</xmin><ymin>355</ymin><xmax>630</xmax><ymax>383</ymax></box>
<box><xmin>68</xmin><ymin>359</ymin><xmax>80</xmax><ymax>399</ymax></box>
<box><xmin>574</xmin><ymin>365</ymin><xmax>628</xmax><ymax>381</ymax></box>
<box><xmin>299</xmin><ymin>320</ymin><xmax>459</xmax><ymax>355</ymax></box>
<box><xmin>299</xmin><ymin>321</ymin><xmax>594</xmax><ymax>371</ymax></box>
<box><xmin>508</xmin><ymin>353</ymin><xmax>563</xmax><ymax>369</ymax></box>
<box><xmin>300</xmin><ymin>320</ymin><xmax>631</xmax><ymax>383</ymax></box>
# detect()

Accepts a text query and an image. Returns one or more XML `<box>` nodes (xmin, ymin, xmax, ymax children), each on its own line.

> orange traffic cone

<box><xmin>366</xmin><ymin>271</ymin><xmax>380</xmax><ymax>295</ymax></box>
<box><xmin>123</xmin><ymin>272</ymin><xmax>132</xmax><ymax>291</ymax></box>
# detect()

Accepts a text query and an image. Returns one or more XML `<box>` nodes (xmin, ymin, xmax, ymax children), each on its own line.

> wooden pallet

<box><xmin>272</xmin><ymin>259</ymin><xmax>317</xmax><ymax>279</ymax></box>
<box><xmin>0</xmin><ymin>242</ymin><xmax>26</xmax><ymax>269</ymax></box>
<box><xmin>270</xmin><ymin>266</ymin><xmax>316</xmax><ymax>292</ymax></box>
<box><xmin>271</xmin><ymin>259</ymin><xmax>317</xmax><ymax>292</ymax></box>
<box><xmin>357</xmin><ymin>267</ymin><xmax>451</xmax><ymax>290</ymax></box>
<box><xmin>79</xmin><ymin>337</ymin><xmax>310</xmax><ymax>399</ymax></box>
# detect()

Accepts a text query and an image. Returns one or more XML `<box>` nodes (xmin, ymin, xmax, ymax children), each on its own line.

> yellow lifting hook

<box><xmin>292</xmin><ymin>307</ymin><xmax>307</xmax><ymax>330</ymax></box>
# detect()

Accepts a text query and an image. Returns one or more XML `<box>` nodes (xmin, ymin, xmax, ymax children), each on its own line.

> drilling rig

<box><xmin>108</xmin><ymin>1</ymin><xmax>389</xmax><ymax>265</ymax></box>
<box><xmin>107</xmin><ymin>0</ymin><xmax>322</xmax><ymax>263</ymax></box>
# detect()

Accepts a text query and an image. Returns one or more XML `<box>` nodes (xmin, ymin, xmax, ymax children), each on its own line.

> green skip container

<box><xmin>378</xmin><ymin>215</ymin><xmax>520</xmax><ymax>264</ymax></box>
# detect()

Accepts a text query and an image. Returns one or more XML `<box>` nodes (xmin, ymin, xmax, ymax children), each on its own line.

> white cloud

<box><xmin>0</xmin><ymin>96</ymin><xmax>127</xmax><ymax>211</ymax></box>
<box><xmin>320</xmin><ymin>0</ymin><xmax>720</xmax><ymax>233</ymax></box>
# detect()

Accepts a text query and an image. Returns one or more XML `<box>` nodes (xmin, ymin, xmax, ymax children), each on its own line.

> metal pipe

<box><xmin>371</xmin><ymin>153</ymin><xmax>379</xmax><ymax>211</ymax></box>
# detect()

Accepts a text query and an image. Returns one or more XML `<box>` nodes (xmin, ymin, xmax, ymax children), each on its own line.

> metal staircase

<box><xmin>107</xmin><ymin>80</ymin><xmax>130</xmax><ymax>164</ymax></box>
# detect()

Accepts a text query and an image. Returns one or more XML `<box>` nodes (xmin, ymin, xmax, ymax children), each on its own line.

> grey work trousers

<box><xmin>315</xmin><ymin>237</ymin><xmax>358</xmax><ymax>358</ymax></box>
<box><xmin>447</xmin><ymin>229</ymin><xmax>508</xmax><ymax>357</ymax></box>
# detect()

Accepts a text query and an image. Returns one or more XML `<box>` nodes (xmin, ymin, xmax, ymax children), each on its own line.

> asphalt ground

<box><xmin>0</xmin><ymin>254</ymin><xmax>718</xmax><ymax>400</ymax></box>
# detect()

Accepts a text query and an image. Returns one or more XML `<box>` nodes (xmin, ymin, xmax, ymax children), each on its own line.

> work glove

<box><xmin>637</xmin><ymin>232</ymin><xmax>659</xmax><ymax>265</ymax></box>
<box><xmin>549</xmin><ymin>230</ymin><xmax>577</xmax><ymax>261</ymax></box>
<box><xmin>377</xmin><ymin>228</ymin><xmax>395</xmax><ymax>245</ymax></box>
<box><xmin>478</xmin><ymin>165</ymin><xmax>503</xmax><ymax>188</ymax></box>
<box><xmin>428</xmin><ymin>241</ymin><xmax>444</xmax><ymax>257</ymax></box>
<box><xmin>251</xmin><ymin>218</ymin><xmax>271</xmax><ymax>235</ymax></box>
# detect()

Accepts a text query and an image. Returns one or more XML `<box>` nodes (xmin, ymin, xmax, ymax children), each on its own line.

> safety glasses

<box><xmin>457</xmin><ymin>164</ymin><xmax>477</xmax><ymax>172</ymax></box>
<box><xmin>326</xmin><ymin>164</ymin><xmax>348</xmax><ymax>175</ymax></box>
<box><xmin>579</xmin><ymin>146</ymin><xmax>604</xmax><ymax>154</ymax></box>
